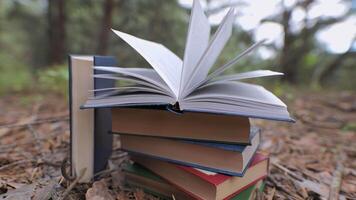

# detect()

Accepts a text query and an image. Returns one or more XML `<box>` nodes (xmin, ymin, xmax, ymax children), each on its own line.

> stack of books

<box><xmin>111</xmin><ymin>108</ymin><xmax>270</xmax><ymax>200</ymax></box>
<box><xmin>112</xmin><ymin>108</ymin><xmax>268</xmax><ymax>199</ymax></box>
<box><xmin>69</xmin><ymin>0</ymin><xmax>293</xmax><ymax>199</ymax></box>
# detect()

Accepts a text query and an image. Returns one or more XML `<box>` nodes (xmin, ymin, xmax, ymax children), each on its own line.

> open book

<box><xmin>83</xmin><ymin>0</ymin><xmax>292</xmax><ymax>121</ymax></box>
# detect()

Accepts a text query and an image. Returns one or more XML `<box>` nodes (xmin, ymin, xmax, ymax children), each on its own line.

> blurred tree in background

<box><xmin>0</xmin><ymin>0</ymin><xmax>354</xmax><ymax>95</ymax></box>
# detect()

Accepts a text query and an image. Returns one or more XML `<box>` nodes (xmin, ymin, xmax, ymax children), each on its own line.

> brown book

<box><xmin>112</xmin><ymin>108</ymin><xmax>251</xmax><ymax>144</ymax></box>
<box><xmin>120</xmin><ymin>129</ymin><xmax>260</xmax><ymax>176</ymax></box>
<box><xmin>132</xmin><ymin>153</ymin><xmax>268</xmax><ymax>200</ymax></box>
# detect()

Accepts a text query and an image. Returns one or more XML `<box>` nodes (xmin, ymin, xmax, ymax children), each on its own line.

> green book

<box><xmin>123</xmin><ymin>163</ymin><xmax>265</xmax><ymax>200</ymax></box>
<box><xmin>230</xmin><ymin>181</ymin><xmax>265</xmax><ymax>200</ymax></box>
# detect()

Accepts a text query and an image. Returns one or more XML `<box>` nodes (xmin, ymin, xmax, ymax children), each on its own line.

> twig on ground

<box><xmin>92</xmin><ymin>168</ymin><xmax>118</xmax><ymax>180</ymax></box>
<box><xmin>328</xmin><ymin>147</ymin><xmax>346</xmax><ymax>200</ymax></box>
<box><xmin>61</xmin><ymin>157</ymin><xmax>76</xmax><ymax>181</ymax></box>
<box><xmin>27</xmin><ymin>124</ymin><xmax>46</xmax><ymax>158</ymax></box>
<box><xmin>0</xmin><ymin>159</ymin><xmax>34</xmax><ymax>171</ymax></box>
<box><xmin>271</xmin><ymin>161</ymin><xmax>303</xmax><ymax>181</ymax></box>
<box><xmin>60</xmin><ymin>168</ymin><xmax>86</xmax><ymax>200</ymax></box>
<box><xmin>267</xmin><ymin>187</ymin><xmax>276</xmax><ymax>200</ymax></box>
<box><xmin>0</xmin><ymin>128</ymin><xmax>68</xmax><ymax>153</ymax></box>
<box><xmin>0</xmin><ymin>116</ymin><xmax>69</xmax><ymax>129</ymax></box>
<box><xmin>0</xmin><ymin>159</ymin><xmax>61</xmax><ymax>172</ymax></box>
<box><xmin>267</xmin><ymin>176</ymin><xmax>304</xmax><ymax>200</ymax></box>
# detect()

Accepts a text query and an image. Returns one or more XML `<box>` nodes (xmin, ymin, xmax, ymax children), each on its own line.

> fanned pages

<box><xmin>182</xmin><ymin>8</ymin><xmax>235</xmax><ymax>96</ymax></box>
<box><xmin>180</xmin><ymin>0</ymin><xmax>210</xmax><ymax>98</ymax></box>
<box><xmin>82</xmin><ymin>0</ymin><xmax>293</xmax><ymax>122</ymax></box>
<box><xmin>111</xmin><ymin>30</ymin><xmax>182</xmax><ymax>98</ymax></box>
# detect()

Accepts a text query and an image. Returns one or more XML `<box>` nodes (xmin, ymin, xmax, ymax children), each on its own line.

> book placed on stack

<box><xmin>122</xmin><ymin>161</ymin><xmax>266</xmax><ymax>200</ymax></box>
<box><xmin>108</xmin><ymin>106</ymin><xmax>268</xmax><ymax>199</ymax></box>
<box><xmin>70</xmin><ymin>0</ymin><xmax>293</xmax><ymax>197</ymax></box>
<box><xmin>130</xmin><ymin>153</ymin><xmax>268</xmax><ymax>200</ymax></box>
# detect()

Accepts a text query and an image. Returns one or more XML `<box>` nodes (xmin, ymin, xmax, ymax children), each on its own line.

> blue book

<box><xmin>120</xmin><ymin>128</ymin><xmax>260</xmax><ymax>176</ymax></box>
<box><xmin>69</xmin><ymin>55</ymin><xmax>116</xmax><ymax>181</ymax></box>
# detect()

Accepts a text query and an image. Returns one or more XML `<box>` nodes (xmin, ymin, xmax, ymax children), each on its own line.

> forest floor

<box><xmin>0</xmin><ymin>90</ymin><xmax>355</xmax><ymax>200</ymax></box>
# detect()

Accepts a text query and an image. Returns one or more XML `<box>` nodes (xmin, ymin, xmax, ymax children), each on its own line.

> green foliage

<box><xmin>18</xmin><ymin>94</ymin><xmax>44</xmax><ymax>107</ymax></box>
<box><xmin>0</xmin><ymin>0</ymin><xmax>354</xmax><ymax>96</ymax></box>
<box><xmin>109</xmin><ymin>0</ymin><xmax>188</xmax><ymax>67</ymax></box>
<box><xmin>342</xmin><ymin>122</ymin><xmax>356</xmax><ymax>132</ymax></box>
<box><xmin>0</xmin><ymin>54</ymin><xmax>32</xmax><ymax>94</ymax></box>
<box><xmin>37</xmin><ymin>65</ymin><xmax>68</xmax><ymax>96</ymax></box>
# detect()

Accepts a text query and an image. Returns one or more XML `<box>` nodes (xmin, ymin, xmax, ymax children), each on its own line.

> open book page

<box><xmin>182</xmin><ymin>9</ymin><xmax>235</xmax><ymax>97</ymax></box>
<box><xmin>180</xmin><ymin>82</ymin><xmax>292</xmax><ymax>121</ymax></box>
<box><xmin>185</xmin><ymin>81</ymin><xmax>286</xmax><ymax>107</ymax></box>
<box><xmin>180</xmin><ymin>101</ymin><xmax>291</xmax><ymax>121</ymax></box>
<box><xmin>179</xmin><ymin>0</ymin><xmax>210</xmax><ymax>98</ymax></box>
<box><xmin>93</xmin><ymin>74</ymin><xmax>168</xmax><ymax>93</ymax></box>
<box><xmin>94</xmin><ymin>66</ymin><xmax>174</xmax><ymax>96</ymax></box>
<box><xmin>83</xmin><ymin>93</ymin><xmax>175</xmax><ymax>109</ymax></box>
<box><xmin>202</xmin><ymin>70</ymin><xmax>283</xmax><ymax>86</ymax></box>
<box><xmin>112</xmin><ymin>29</ymin><xmax>182</xmax><ymax>98</ymax></box>
<box><xmin>204</xmin><ymin>40</ymin><xmax>266</xmax><ymax>82</ymax></box>
<box><xmin>90</xmin><ymin>85</ymin><xmax>169</xmax><ymax>99</ymax></box>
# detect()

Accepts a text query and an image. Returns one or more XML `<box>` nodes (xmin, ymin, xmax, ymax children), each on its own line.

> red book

<box><xmin>132</xmin><ymin>153</ymin><xmax>269</xmax><ymax>200</ymax></box>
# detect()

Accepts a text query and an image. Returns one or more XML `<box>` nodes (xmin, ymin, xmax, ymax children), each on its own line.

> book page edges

<box><xmin>70</xmin><ymin>56</ymin><xmax>94</xmax><ymax>182</ymax></box>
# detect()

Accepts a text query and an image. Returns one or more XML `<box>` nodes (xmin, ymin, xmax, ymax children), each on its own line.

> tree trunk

<box><xmin>47</xmin><ymin>0</ymin><xmax>66</xmax><ymax>65</ymax></box>
<box><xmin>279</xmin><ymin>8</ymin><xmax>298</xmax><ymax>84</ymax></box>
<box><xmin>318</xmin><ymin>51</ymin><xmax>353</xmax><ymax>84</ymax></box>
<box><xmin>96</xmin><ymin>0</ymin><xmax>115</xmax><ymax>55</ymax></box>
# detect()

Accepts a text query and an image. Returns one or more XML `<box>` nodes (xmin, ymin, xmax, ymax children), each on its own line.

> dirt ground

<box><xmin>0</xmin><ymin>90</ymin><xmax>355</xmax><ymax>199</ymax></box>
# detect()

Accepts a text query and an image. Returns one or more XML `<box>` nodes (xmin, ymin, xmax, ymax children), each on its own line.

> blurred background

<box><xmin>0</xmin><ymin>1</ymin><xmax>355</xmax><ymax>198</ymax></box>
<box><xmin>0</xmin><ymin>0</ymin><xmax>355</xmax><ymax>97</ymax></box>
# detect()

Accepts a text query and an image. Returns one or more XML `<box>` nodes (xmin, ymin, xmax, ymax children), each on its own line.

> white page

<box><xmin>180</xmin><ymin>101</ymin><xmax>291</xmax><ymax>121</ymax></box>
<box><xmin>203</xmin><ymin>70</ymin><xmax>283</xmax><ymax>86</ymax></box>
<box><xmin>93</xmin><ymin>74</ymin><xmax>168</xmax><ymax>93</ymax></box>
<box><xmin>112</xmin><ymin>29</ymin><xmax>182</xmax><ymax>98</ymax></box>
<box><xmin>182</xmin><ymin>9</ymin><xmax>235</xmax><ymax>97</ymax></box>
<box><xmin>185</xmin><ymin>81</ymin><xmax>287</xmax><ymax>107</ymax></box>
<box><xmin>89</xmin><ymin>86</ymin><xmax>168</xmax><ymax>100</ymax></box>
<box><xmin>204</xmin><ymin>40</ymin><xmax>266</xmax><ymax>82</ymax></box>
<box><xmin>186</xmin><ymin>97</ymin><xmax>285</xmax><ymax>110</ymax></box>
<box><xmin>94</xmin><ymin>66</ymin><xmax>173</xmax><ymax>96</ymax></box>
<box><xmin>83</xmin><ymin>93</ymin><xmax>174</xmax><ymax>109</ymax></box>
<box><xmin>179</xmin><ymin>0</ymin><xmax>210</xmax><ymax>98</ymax></box>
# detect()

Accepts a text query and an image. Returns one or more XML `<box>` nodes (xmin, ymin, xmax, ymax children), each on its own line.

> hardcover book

<box><xmin>123</xmin><ymin>162</ymin><xmax>265</xmax><ymax>200</ymax></box>
<box><xmin>120</xmin><ymin>128</ymin><xmax>260</xmax><ymax>176</ymax></box>
<box><xmin>123</xmin><ymin>163</ymin><xmax>193</xmax><ymax>200</ymax></box>
<box><xmin>69</xmin><ymin>55</ymin><xmax>116</xmax><ymax>182</ymax></box>
<box><xmin>132</xmin><ymin>153</ymin><xmax>269</xmax><ymax>200</ymax></box>
<box><xmin>81</xmin><ymin>0</ymin><xmax>292</xmax><ymax>123</ymax></box>
<box><xmin>111</xmin><ymin>107</ymin><xmax>251</xmax><ymax>144</ymax></box>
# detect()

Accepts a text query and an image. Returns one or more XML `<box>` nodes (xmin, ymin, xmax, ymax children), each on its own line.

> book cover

<box><xmin>111</xmin><ymin>107</ymin><xmax>252</xmax><ymax>144</ymax></box>
<box><xmin>132</xmin><ymin>153</ymin><xmax>269</xmax><ymax>200</ymax></box>
<box><xmin>123</xmin><ymin>162</ymin><xmax>265</xmax><ymax>200</ymax></box>
<box><xmin>69</xmin><ymin>55</ymin><xmax>117</xmax><ymax>182</ymax></box>
<box><xmin>120</xmin><ymin>129</ymin><xmax>260</xmax><ymax>176</ymax></box>
<box><xmin>178</xmin><ymin>153</ymin><xmax>267</xmax><ymax>186</ymax></box>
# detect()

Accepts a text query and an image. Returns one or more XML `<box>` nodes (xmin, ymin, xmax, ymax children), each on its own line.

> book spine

<box><xmin>93</xmin><ymin>56</ymin><xmax>117</xmax><ymax>174</ymax></box>
<box><xmin>68</xmin><ymin>55</ymin><xmax>73</xmax><ymax>176</ymax></box>
<box><xmin>126</xmin><ymin>151</ymin><xmax>248</xmax><ymax>177</ymax></box>
<box><xmin>112</xmin><ymin>131</ymin><xmax>251</xmax><ymax>145</ymax></box>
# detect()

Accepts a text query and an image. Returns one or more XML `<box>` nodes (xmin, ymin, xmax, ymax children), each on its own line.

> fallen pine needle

<box><xmin>328</xmin><ymin>147</ymin><xmax>345</xmax><ymax>200</ymax></box>
<box><xmin>0</xmin><ymin>159</ymin><xmax>34</xmax><ymax>171</ymax></box>
<box><xmin>60</xmin><ymin>168</ymin><xmax>86</xmax><ymax>200</ymax></box>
